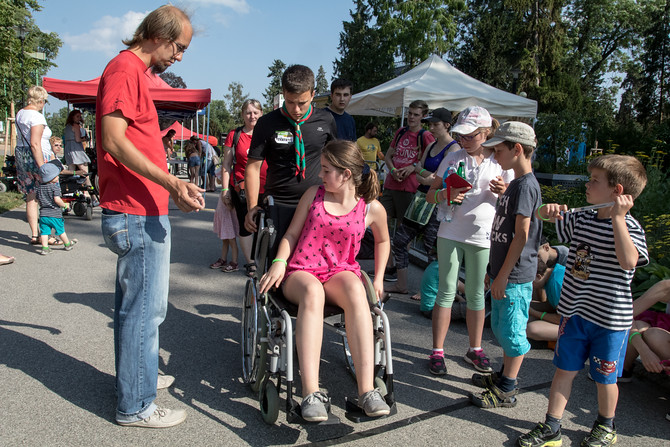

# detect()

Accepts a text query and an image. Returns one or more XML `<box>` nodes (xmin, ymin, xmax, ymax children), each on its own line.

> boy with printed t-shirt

<box><xmin>467</xmin><ymin>122</ymin><xmax>542</xmax><ymax>409</ymax></box>
<box><xmin>518</xmin><ymin>154</ymin><xmax>648</xmax><ymax>447</ymax></box>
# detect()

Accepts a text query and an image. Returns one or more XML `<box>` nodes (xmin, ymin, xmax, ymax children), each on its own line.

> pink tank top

<box><xmin>286</xmin><ymin>186</ymin><xmax>366</xmax><ymax>283</ymax></box>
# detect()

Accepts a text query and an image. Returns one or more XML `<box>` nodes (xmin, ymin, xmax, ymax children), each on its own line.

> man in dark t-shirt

<box><xmin>324</xmin><ymin>78</ymin><xmax>356</xmax><ymax>141</ymax></box>
<box><xmin>244</xmin><ymin>65</ymin><xmax>336</xmax><ymax>245</ymax></box>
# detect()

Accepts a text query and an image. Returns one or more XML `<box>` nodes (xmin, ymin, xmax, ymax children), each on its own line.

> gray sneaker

<box><xmin>117</xmin><ymin>407</ymin><xmax>186</xmax><ymax>428</ymax></box>
<box><xmin>359</xmin><ymin>388</ymin><xmax>390</xmax><ymax>417</ymax></box>
<box><xmin>301</xmin><ymin>391</ymin><xmax>329</xmax><ymax>422</ymax></box>
<box><xmin>157</xmin><ymin>374</ymin><xmax>175</xmax><ymax>390</ymax></box>
<box><xmin>64</xmin><ymin>239</ymin><xmax>78</xmax><ymax>251</ymax></box>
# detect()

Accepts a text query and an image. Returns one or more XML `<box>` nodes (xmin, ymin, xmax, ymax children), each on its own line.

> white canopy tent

<box><xmin>346</xmin><ymin>54</ymin><xmax>538</xmax><ymax>122</ymax></box>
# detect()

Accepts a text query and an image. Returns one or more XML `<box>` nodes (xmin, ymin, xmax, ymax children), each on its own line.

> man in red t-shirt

<box><xmin>96</xmin><ymin>5</ymin><xmax>204</xmax><ymax>429</ymax></box>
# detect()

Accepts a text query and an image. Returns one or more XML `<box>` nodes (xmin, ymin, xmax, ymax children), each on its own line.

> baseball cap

<box><xmin>482</xmin><ymin>121</ymin><xmax>537</xmax><ymax>148</ymax></box>
<box><xmin>451</xmin><ymin>106</ymin><xmax>492</xmax><ymax>135</ymax></box>
<box><xmin>39</xmin><ymin>159</ymin><xmax>63</xmax><ymax>183</ymax></box>
<box><xmin>422</xmin><ymin>107</ymin><xmax>453</xmax><ymax>124</ymax></box>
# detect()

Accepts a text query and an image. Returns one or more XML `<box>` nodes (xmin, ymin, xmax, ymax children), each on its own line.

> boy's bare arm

<box><xmin>536</xmin><ymin>203</ymin><xmax>567</xmax><ymax>222</ymax></box>
<box><xmin>54</xmin><ymin>196</ymin><xmax>68</xmax><ymax>208</ymax></box>
<box><xmin>491</xmin><ymin>214</ymin><xmax>531</xmax><ymax>299</ymax></box>
<box><xmin>611</xmin><ymin>194</ymin><xmax>639</xmax><ymax>270</ymax></box>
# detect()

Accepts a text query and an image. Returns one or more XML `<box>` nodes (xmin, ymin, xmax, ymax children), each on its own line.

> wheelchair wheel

<box><xmin>241</xmin><ymin>279</ymin><xmax>268</xmax><ymax>392</ymax></box>
<box><xmin>0</xmin><ymin>182</ymin><xmax>6</xmax><ymax>193</ymax></box>
<box><xmin>259</xmin><ymin>379</ymin><xmax>280</xmax><ymax>425</ymax></box>
<box><xmin>374</xmin><ymin>376</ymin><xmax>387</xmax><ymax>397</ymax></box>
<box><xmin>73</xmin><ymin>201</ymin><xmax>86</xmax><ymax>217</ymax></box>
<box><xmin>360</xmin><ymin>271</ymin><xmax>378</xmax><ymax>306</ymax></box>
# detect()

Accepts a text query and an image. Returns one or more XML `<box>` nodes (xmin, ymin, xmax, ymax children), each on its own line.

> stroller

<box><xmin>0</xmin><ymin>155</ymin><xmax>18</xmax><ymax>192</ymax></box>
<box><xmin>59</xmin><ymin>172</ymin><xmax>97</xmax><ymax>220</ymax></box>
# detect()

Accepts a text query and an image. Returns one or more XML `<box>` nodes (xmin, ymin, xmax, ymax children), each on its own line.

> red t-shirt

<box><xmin>224</xmin><ymin>130</ymin><xmax>267</xmax><ymax>193</ymax></box>
<box><xmin>96</xmin><ymin>50</ymin><xmax>169</xmax><ymax>215</ymax></box>
<box><xmin>383</xmin><ymin>127</ymin><xmax>435</xmax><ymax>192</ymax></box>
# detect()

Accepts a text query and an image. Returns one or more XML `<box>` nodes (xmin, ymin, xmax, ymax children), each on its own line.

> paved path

<box><xmin>1</xmin><ymin>193</ymin><xmax>668</xmax><ymax>446</ymax></box>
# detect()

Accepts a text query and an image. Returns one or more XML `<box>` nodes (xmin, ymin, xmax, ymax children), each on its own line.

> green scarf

<box><xmin>280</xmin><ymin>102</ymin><xmax>313</xmax><ymax>178</ymax></box>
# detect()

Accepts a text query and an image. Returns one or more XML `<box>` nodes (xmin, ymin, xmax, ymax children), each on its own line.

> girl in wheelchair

<box><xmin>258</xmin><ymin>140</ymin><xmax>391</xmax><ymax>422</ymax></box>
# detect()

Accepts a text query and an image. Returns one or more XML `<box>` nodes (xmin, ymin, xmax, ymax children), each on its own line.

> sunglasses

<box><xmin>459</xmin><ymin>132</ymin><xmax>482</xmax><ymax>142</ymax></box>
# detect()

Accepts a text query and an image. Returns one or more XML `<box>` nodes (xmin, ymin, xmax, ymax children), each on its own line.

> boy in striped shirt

<box><xmin>519</xmin><ymin>154</ymin><xmax>649</xmax><ymax>447</ymax></box>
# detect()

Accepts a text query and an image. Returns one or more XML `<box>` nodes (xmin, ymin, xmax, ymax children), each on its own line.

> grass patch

<box><xmin>0</xmin><ymin>192</ymin><xmax>24</xmax><ymax>214</ymax></box>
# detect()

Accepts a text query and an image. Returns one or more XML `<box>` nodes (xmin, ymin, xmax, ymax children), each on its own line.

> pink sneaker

<box><xmin>464</xmin><ymin>349</ymin><xmax>493</xmax><ymax>373</ymax></box>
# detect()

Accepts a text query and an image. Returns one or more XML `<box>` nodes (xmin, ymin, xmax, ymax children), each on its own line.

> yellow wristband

<box><xmin>538</xmin><ymin>204</ymin><xmax>551</xmax><ymax>221</ymax></box>
<box><xmin>629</xmin><ymin>331</ymin><xmax>641</xmax><ymax>343</ymax></box>
<box><xmin>272</xmin><ymin>258</ymin><xmax>287</xmax><ymax>266</ymax></box>
<box><xmin>540</xmin><ymin>312</ymin><xmax>547</xmax><ymax>321</ymax></box>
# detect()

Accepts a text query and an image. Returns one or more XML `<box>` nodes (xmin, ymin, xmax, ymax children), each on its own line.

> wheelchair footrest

<box><xmin>287</xmin><ymin>400</ymin><xmax>341</xmax><ymax>425</ymax></box>
<box><xmin>343</xmin><ymin>397</ymin><xmax>397</xmax><ymax>423</ymax></box>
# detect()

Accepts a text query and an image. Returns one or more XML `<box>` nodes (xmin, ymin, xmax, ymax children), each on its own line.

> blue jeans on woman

<box><xmin>101</xmin><ymin>209</ymin><xmax>171</xmax><ymax>423</ymax></box>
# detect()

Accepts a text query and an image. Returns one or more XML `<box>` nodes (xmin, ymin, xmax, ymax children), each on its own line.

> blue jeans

<box><xmin>101</xmin><ymin>209</ymin><xmax>171</xmax><ymax>422</ymax></box>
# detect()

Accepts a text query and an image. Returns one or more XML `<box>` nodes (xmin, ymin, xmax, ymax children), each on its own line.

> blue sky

<box><xmin>33</xmin><ymin>0</ymin><xmax>355</xmax><ymax>112</ymax></box>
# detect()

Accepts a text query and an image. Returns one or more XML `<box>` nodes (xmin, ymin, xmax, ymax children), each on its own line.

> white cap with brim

<box><xmin>482</xmin><ymin>121</ymin><xmax>537</xmax><ymax>148</ymax></box>
<box><xmin>451</xmin><ymin>106</ymin><xmax>492</xmax><ymax>135</ymax></box>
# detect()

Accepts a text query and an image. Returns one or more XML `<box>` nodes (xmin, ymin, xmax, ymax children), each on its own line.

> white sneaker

<box><xmin>117</xmin><ymin>407</ymin><xmax>186</xmax><ymax>428</ymax></box>
<box><xmin>157</xmin><ymin>375</ymin><xmax>175</xmax><ymax>390</ymax></box>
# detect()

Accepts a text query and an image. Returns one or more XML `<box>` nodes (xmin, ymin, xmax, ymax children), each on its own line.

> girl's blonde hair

<box><xmin>321</xmin><ymin>140</ymin><xmax>379</xmax><ymax>203</ymax></box>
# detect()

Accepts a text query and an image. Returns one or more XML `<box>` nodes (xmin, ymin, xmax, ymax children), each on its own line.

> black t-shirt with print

<box><xmin>248</xmin><ymin>108</ymin><xmax>336</xmax><ymax>206</ymax></box>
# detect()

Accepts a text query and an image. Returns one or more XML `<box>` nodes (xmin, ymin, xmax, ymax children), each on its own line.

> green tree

<box><xmin>224</xmin><ymin>82</ymin><xmax>249</xmax><ymax>118</ymax></box>
<box><xmin>0</xmin><ymin>0</ymin><xmax>62</xmax><ymax>117</ymax></box>
<box><xmin>369</xmin><ymin>0</ymin><xmax>465</xmax><ymax>68</ymax></box>
<box><xmin>207</xmin><ymin>99</ymin><xmax>233</xmax><ymax>143</ymax></box>
<box><xmin>159</xmin><ymin>72</ymin><xmax>187</xmax><ymax>89</ymax></box>
<box><xmin>315</xmin><ymin>65</ymin><xmax>329</xmax><ymax>95</ymax></box>
<box><xmin>263</xmin><ymin>59</ymin><xmax>286</xmax><ymax>110</ymax></box>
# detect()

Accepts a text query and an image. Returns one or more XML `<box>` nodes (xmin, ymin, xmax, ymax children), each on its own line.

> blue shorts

<box><xmin>490</xmin><ymin>281</ymin><xmax>532</xmax><ymax>357</ymax></box>
<box><xmin>553</xmin><ymin>314</ymin><xmax>628</xmax><ymax>385</ymax></box>
<box><xmin>39</xmin><ymin>216</ymin><xmax>65</xmax><ymax>236</ymax></box>
<box><xmin>188</xmin><ymin>156</ymin><xmax>201</xmax><ymax>167</ymax></box>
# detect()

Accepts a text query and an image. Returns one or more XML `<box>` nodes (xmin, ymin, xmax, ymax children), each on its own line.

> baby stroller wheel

<box><xmin>0</xmin><ymin>182</ymin><xmax>6</xmax><ymax>193</ymax></box>
<box><xmin>259</xmin><ymin>378</ymin><xmax>279</xmax><ymax>425</ymax></box>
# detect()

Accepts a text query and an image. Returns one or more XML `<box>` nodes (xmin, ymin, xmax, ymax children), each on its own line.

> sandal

<box><xmin>48</xmin><ymin>237</ymin><xmax>64</xmax><ymax>246</ymax></box>
<box><xmin>210</xmin><ymin>258</ymin><xmax>227</xmax><ymax>269</ymax></box>
<box><xmin>222</xmin><ymin>262</ymin><xmax>239</xmax><ymax>273</ymax></box>
<box><xmin>30</xmin><ymin>236</ymin><xmax>40</xmax><ymax>245</ymax></box>
<box><xmin>244</xmin><ymin>262</ymin><xmax>257</xmax><ymax>278</ymax></box>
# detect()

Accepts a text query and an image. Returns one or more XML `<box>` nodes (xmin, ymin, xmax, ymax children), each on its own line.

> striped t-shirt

<box><xmin>556</xmin><ymin>210</ymin><xmax>648</xmax><ymax>331</ymax></box>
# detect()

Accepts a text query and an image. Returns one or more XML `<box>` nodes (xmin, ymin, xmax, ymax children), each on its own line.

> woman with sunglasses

<box><xmin>425</xmin><ymin>106</ymin><xmax>514</xmax><ymax>377</ymax></box>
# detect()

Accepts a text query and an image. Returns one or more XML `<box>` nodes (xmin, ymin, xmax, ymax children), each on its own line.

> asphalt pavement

<box><xmin>1</xmin><ymin>192</ymin><xmax>668</xmax><ymax>446</ymax></box>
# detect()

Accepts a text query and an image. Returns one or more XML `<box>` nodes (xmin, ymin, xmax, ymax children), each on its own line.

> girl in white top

<box><xmin>14</xmin><ymin>85</ymin><xmax>54</xmax><ymax>245</ymax></box>
<box><xmin>426</xmin><ymin>106</ymin><xmax>513</xmax><ymax>375</ymax></box>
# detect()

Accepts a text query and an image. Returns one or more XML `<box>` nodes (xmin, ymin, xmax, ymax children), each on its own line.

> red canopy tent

<box><xmin>42</xmin><ymin>71</ymin><xmax>211</xmax><ymax>120</ymax></box>
<box><xmin>161</xmin><ymin>121</ymin><xmax>217</xmax><ymax>146</ymax></box>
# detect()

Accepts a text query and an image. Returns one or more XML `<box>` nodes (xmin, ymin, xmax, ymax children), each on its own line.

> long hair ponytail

<box><xmin>321</xmin><ymin>140</ymin><xmax>380</xmax><ymax>203</ymax></box>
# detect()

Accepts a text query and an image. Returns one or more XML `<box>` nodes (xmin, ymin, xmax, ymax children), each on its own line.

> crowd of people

<box><xmin>4</xmin><ymin>4</ymin><xmax>669</xmax><ymax>444</ymax></box>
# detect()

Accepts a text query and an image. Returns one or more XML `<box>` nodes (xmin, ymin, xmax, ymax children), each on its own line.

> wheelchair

<box><xmin>241</xmin><ymin>197</ymin><xmax>397</xmax><ymax>425</ymax></box>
